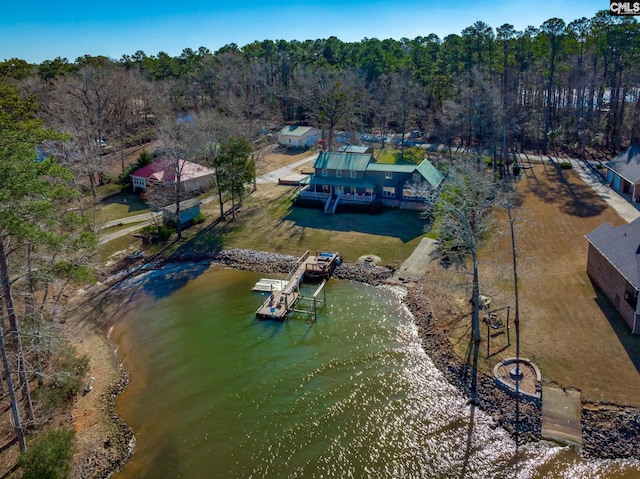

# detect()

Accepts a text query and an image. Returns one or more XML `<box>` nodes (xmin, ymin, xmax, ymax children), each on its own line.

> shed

<box><xmin>277</xmin><ymin>125</ymin><xmax>320</xmax><ymax>148</ymax></box>
<box><xmin>162</xmin><ymin>198</ymin><xmax>202</xmax><ymax>227</ymax></box>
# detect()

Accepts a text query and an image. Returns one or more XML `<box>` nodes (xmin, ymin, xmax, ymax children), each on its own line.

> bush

<box><xmin>158</xmin><ymin>225</ymin><xmax>174</xmax><ymax>241</ymax></box>
<box><xmin>560</xmin><ymin>161</ymin><xmax>573</xmax><ymax>169</ymax></box>
<box><xmin>32</xmin><ymin>345</ymin><xmax>89</xmax><ymax>412</ymax></box>
<box><xmin>192</xmin><ymin>212</ymin><xmax>206</xmax><ymax>224</ymax></box>
<box><xmin>19</xmin><ymin>429</ymin><xmax>75</xmax><ymax>479</ymax></box>
<box><xmin>140</xmin><ymin>224</ymin><xmax>158</xmax><ymax>235</ymax></box>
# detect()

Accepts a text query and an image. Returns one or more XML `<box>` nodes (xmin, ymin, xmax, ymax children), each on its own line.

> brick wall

<box><xmin>586</xmin><ymin>243</ymin><xmax>636</xmax><ymax>331</ymax></box>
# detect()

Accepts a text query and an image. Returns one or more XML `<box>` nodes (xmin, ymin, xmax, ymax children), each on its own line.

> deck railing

<box><xmin>300</xmin><ymin>189</ymin><xmax>330</xmax><ymax>200</ymax></box>
<box><xmin>337</xmin><ymin>193</ymin><xmax>376</xmax><ymax>203</ymax></box>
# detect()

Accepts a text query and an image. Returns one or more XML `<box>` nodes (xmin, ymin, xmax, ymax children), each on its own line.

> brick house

<box><xmin>585</xmin><ymin>218</ymin><xmax>640</xmax><ymax>334</ymax></box>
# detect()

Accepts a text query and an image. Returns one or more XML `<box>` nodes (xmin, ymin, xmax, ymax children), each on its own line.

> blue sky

<box><xmin>2</xmin><ymin>0</ymin><xmax>607</xmax><ymax>64</ymax></box>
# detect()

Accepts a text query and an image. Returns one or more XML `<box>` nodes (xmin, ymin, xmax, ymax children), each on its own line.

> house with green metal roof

<box><xmin>299</xmin><ymin>151</ymin><xmax>444</xmax><ymax>213</ymax></box>
<box><xmin>277</xmin><ymin>125</ymin><xmax>320</xmax><ymax>148</ymax></box>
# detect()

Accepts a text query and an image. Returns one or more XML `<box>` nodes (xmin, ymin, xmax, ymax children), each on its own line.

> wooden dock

<box><xmin>255</xmin><ymin>250</ymin><xmax>339</xmax><ymax>319</ymax></box>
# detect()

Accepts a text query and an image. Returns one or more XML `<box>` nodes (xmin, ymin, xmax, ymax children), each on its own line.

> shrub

<box><xmin>33</xmin><ymin>345</ymin><xmax>89</xmax><ymax>412</ymax></box>
<box><xmin>140</xmin><ymin>224</ymin><xmax>158</xmax><ymax>235</ymax></box>
<box><xmin>19</xmin><ymin>429</ymin><xmax>75</xmax><ymax>479</ymax></box>
<box><xmin>192</xmin><ymin>212</ymin><xmax>206</xmax><ymax>224</ymax></box>
<box><xmin>560</xmin><ymin>161</ymin><xmax>573</xmax><ymax>169</ymax></box>
<box><xmin>158</xmin><ymin>225</ymin><xmax>174</xmax><ymax>241</ymax></box>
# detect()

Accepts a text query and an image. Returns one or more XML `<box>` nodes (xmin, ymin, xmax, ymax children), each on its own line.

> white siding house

<box><xmin>277</xmin><ymin>125</ymin><xmax>320</xmax><ymax>148</ymax></box>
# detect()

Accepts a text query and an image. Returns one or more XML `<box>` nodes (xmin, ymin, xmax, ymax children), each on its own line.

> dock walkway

<box><xmin>255</xmin><ymin>250</ymin><xmax>338</xmax><ymax>319</ymax></box>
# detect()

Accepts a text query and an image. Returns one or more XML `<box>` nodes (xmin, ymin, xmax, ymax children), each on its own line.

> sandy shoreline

<box><xmin>69</xmin><ymin>249</ymin><xmax>640</xmax><ymax>477</ymax></box>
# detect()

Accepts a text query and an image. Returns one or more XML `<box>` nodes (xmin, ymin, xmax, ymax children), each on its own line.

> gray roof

<box><xmin>278</xmin><ymin>125</ymin><xmax>317</xmax><ymax>137</ymax></box>
<box><xmin>605</xmin><ymin>145</ymin><xmax>640</xmax><ymax>183</ymax></box>
<box><xmin>161</xmin><ymin>198</ymin><xmax>202</xmax><ymax>213</ymax></box>
<box><xmin>339</xmin><ymin>145</ymin><xmax>371</xmax><ymax>154</ymax></box>
<box><xmin>585</xmin><ymin>218</ymin><xmax>640</xmax><ymax>289</ymax></box>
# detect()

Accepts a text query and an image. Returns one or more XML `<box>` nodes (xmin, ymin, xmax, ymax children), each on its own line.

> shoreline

<box><xmin>75</xmin><ymin>249</ymin><xmax>640</xmax><ymax>477</ymax></box>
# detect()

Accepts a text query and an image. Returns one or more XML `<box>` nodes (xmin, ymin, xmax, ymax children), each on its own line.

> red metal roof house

<box><xmin>130</xmin><ymin>158</ymin><xmax>215</xmax><ymax>194</ymax></box>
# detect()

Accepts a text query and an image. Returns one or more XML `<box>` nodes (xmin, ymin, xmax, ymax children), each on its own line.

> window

<box><xmin>350</xmin><ymin>170</ymin><xmax>357</xmax><ymax>178</ymax></box>
<box><xmin>403</xmin><ymin>189</ymin><xmax>414</xmax><ymax>199</ymax></box>
<box><xmin>322</xmin><ymin>169</ymin><xmax>328</xmax><ymax>177</ymax></box>
<box><xmin>413</xmin><ymin>172</ymin><xmax>421</xmax><ymax>183</ymax></box>
<box><xmin>383</xmin><ymin>187</ymin><xmax>395</xmax><ymax>198</ymax></box>
<box><xmin>385</xmin><ymin>171</ymin><xmax>393</xmax><ymax>179</ymax></box>
<box><xmin>336</xmin><ymin>169</ymin><xmax>342</xmax><ymax>178</ymax></box>
<box><xmin>350</xmin><ymin>187</ymin><xmax>357</xmax><ymax>195</ymax></box>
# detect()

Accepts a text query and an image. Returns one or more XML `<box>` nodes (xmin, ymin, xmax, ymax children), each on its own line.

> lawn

<box><xmin>91</xmin><ymin>191</ymin><xmax>149</xmax><ymax>225</ymax></box>
<box><xmin>438</xmin><ymin>162</ymin><xmax>640</xmax><ymax>406</ymax></box>
<box><xmin>374</xmin><ymin>146</ymin><xmax>426</xmax><ymax>164</ymax></box>
<box><xmin>160</xmin><ymin>184</ymin><xmax>426</xmax><ymax>267</ymax></box>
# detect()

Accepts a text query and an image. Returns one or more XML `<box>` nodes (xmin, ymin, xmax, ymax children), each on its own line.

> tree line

<box><xmin>3</xmin><ymin>10</ymin><xmax>639</xmax><ymax>160</ymax></box>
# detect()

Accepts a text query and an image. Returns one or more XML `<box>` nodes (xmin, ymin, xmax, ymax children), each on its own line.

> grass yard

<box><xmin>440</xmin><ymin>162</ymin><xmax>640</xmax><ymax>406</ymax></box>
<box><xmin>374</xmin><ymin>146</ymin><xmax>426</xmax><ymax>164</ymax></box>
<box><xmin>91</xmin><ymin>192</ymin><xmax>149</xmax><ymax>225</ymax></box>
<box><xmin>160</xmin><ymin>184</ymin><xmax>426</xmax><ymax>267</ymax></box>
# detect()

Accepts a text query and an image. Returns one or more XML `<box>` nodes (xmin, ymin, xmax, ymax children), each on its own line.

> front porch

<box><xmin>300</xmin><ymin>185</ymin><xmax>376</xmax><ymax>204</ymax></box>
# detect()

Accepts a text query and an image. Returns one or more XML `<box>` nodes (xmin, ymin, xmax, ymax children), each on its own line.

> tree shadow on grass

<box><xmin>591</xmin><ymin>280</ymin><xmax>640</xmax><ymax>376</ymax></box>
<box><xmin>99</xmin><ymin>192</ymin><xmax>148</xmax><ymax>214</ymax></box>
<box><xmin>524</xmin><ymin>161</ymin><xmax>607</xmax><ymax>218</ymax></box>
<box><xmin>284</xmin><ymin>207</ymin><xmax>424</xmax><ymax>243</ymax></box>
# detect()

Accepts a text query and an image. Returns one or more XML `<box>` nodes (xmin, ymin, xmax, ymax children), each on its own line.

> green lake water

<box><xmin>110</xmin><ymin>264</ymin><xmax>640</xmax><ymax>478</ymax></box>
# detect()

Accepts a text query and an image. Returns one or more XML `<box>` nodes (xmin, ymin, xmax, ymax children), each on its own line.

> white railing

<box><xmin>337</xmin><ymin>193</ymin><xmax>376</xmax><ymax>203</ymax></box>
<box><xmin>300</xmin><ymin>189</ymin><xmax>330</xmax><ymax>200</ymax></box>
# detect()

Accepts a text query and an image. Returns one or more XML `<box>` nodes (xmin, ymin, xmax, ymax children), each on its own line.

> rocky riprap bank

<box><xmin>72</xmin><ymin>368</ymin><xmax>134</xmax><ymax>479</ymax></box>
<box><xmin>582</xmin><ymin>403</ymin><xmax>640</xmax><ymax>459</ymax></box>
<box><xmin>166</xmin><ymin>248</ymin><xmax>394</xmax><ymax>286</ymax></box>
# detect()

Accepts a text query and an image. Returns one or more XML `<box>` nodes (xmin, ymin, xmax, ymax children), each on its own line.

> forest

<box><xmin>0</xmin><ymin>8</ymin><xmax>639</xmax><ymax>473</ymax></box>
<box><xmin>2</xmin><ymin>9</ymin><xmax>640</xmax><ymax>165</ymax></box>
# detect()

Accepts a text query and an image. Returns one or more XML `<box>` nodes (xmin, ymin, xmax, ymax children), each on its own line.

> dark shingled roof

<box><xmin>585</xmin><ymin>217</ymin><xmax>640</xmax><ymax>289</ymax></box>
<box><xmin>605</xmin><ymin>145</ymin><xmax>640</xmax><ymax>183</ymax></box>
